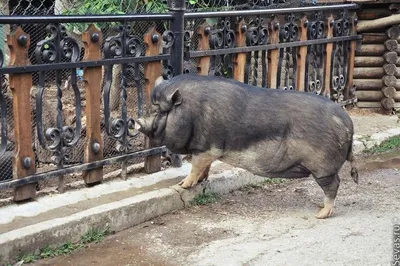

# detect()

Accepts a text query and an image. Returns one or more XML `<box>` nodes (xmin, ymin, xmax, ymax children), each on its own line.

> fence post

<box><xmin>166</xmin><ymin>0</ymin><xmax>185</xmax><ymax>168</ymax></box>
<box><xmin>297</xmin><ymin>16</ymin><xmax>308</xmax><ymax>92</ymax></box>
<box><xmin>7</xmin><ymin>27</ymin><xmax>36</xmax><ymax>201</ymax></box>
<box><xmin>197</xmin><ymin>24</ymin><xmax>210</xmax><ymax>75</ymax></box>
<box><xmin>144</xmin><ymin>27</ymin><xmax>162</xmax><ymax>174</ymax></box>
<box><xmin>82</xmin><ymin>24</ymin><xmax>104</xmax><ymax>184</ymax></box>
<box><xmin>323</xmin><ymin>15</ymin><xmax>334</xmax><ymax>97</ymax></box>
<box><xmin>268</xmin><ymin>17</ymin><xmax>280</xmax><ymax>89</ymax></box>
<box><xmin>168</xmin><ymin>0</ymin><xmax>185</xmax><ymax>76</ymax></box>
<box><xmin>345</xmin><ymin>12</ymin><xmax>358</xmax><ymax>107</ymax></box>
<box><xmin>233</xmin><ymin>19</ymin><xmax>247</xmax><ymax>82</ymax></box>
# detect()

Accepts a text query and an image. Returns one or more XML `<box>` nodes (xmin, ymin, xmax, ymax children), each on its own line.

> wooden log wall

<box><xmin>355</xmin><ymin>3</ymin><xmax>400</xmax><ymax>111</ymax></box>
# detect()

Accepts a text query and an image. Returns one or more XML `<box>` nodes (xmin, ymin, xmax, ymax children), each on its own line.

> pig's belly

<box><xmin>219</xmin><ymin>141</ymin><xmax>311</xmax><ymax>178</ymax></box>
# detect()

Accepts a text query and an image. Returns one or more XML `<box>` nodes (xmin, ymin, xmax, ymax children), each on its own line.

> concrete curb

<box><xmin>353</xmin><ymin>127</ymin><xmax>400</xmax><ymax>154</ymax></box>
<box><xmin>0</xmin><ymin>166</ymin><xmax>264</xmax><ymax>264</ymax></box>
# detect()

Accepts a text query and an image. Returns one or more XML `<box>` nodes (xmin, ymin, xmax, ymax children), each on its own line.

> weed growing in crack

<box><xmin>12</xmin><ymin>226</ymin><xmax>112</xmax><ymax>264</ymax></box>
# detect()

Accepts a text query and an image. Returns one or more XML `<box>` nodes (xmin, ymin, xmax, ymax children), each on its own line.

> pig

<box><xmin>136</xmin><ymin>74</ymin><xmax>359</xmax><ymax>219</ymax></box>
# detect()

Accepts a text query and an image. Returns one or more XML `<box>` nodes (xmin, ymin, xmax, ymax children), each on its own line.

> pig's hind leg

<box><xmin>179</xmin><ymin>152</ymin><xmax>215</xmax><ymax>188</ymax></box>
<box><xmin>313</xmin><ymin>173</ymin><xmax>340</xmax><ymax>219</ymax></box>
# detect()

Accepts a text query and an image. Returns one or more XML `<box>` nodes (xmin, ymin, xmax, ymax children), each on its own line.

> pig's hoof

<box><xmin>315</xmin><ymin>207</ymin><xmax>333</xmax><ymax>219</ymax></box>
<box><xmin>178</xmin><ymin>178</ymin><xmax>198</xmax><ymax>189</ymax></box>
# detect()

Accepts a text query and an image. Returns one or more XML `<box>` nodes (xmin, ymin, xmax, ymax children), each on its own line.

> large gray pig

<box><xmin>136</xmin><ymin>74</ymin><xmax>358</xmax><ymax>219</ymax></box>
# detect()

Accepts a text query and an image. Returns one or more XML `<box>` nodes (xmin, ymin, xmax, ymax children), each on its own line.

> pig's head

<box><xmin>136</xmin><ymin>76</ymin><xmax>183</xmax><ymax>146</ymax></box>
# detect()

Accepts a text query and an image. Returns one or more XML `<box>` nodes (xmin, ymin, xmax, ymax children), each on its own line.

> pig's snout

<box><xmin>135</xmin><ymin>118</ymin><xmax>143</xmax><ymax>131</ymax></box>
<box><xmin>136</xmin><ymin>118</ymin><xmax>151</xmax><ymax>135</ymax></box>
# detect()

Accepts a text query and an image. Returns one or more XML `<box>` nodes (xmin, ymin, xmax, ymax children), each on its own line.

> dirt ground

<box><xmin>33</xmin><ymin>151</ymin><xmax>400</xmax><ymax>266</ymax></box>
<box><xmin>348</xmin><ymin>108</ymin><xmax>400</xmax><ymax>136</ymax></box>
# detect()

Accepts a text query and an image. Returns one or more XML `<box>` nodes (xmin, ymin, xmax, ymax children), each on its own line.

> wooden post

<box><xmin>268</xmin><ymin>17</ymin><xmax>280</xmax><ymax>89</ymax></box>
<box><xmin>82</xmin><ymin>24</ymin><xmax>104</xmax><ymax>184</ymax></box>
<box><xmin>7</xmin><ymin>27</ymin><xmax>36</xmax><ymax>201</ymax></box>
<box><xmin>143</xmin><ymin>27</ymin><xmax>162</xmax><ymax>174</ymax></box>
<box><xmin>323</xmin><ymin>15</ymin><xmax>334</xmax><ymax>97</ymax></box>
<box><xmin>196</xmin><ymin>24</ymin><xmax>210</xmax><ymax>76</ymax></box>
<box><xmin>297</xmin><ymin>16</ymin><xmax>308</xmax><ymax>92</ymax></box>
<box><xmin>233</xmin><ymin>19</ymin><xmax>247</xmax><ymax>82</ymax></box>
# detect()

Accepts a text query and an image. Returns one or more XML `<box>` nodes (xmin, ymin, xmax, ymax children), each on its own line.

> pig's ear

<box><xmin>168</xmin><ymin>89</ymin><xmax>183</xmax><ymax>106</ymax></box>
<box><xmin>154</xmin><ymin>76</ymin><xmax>164</xmax><ymax>88</ymax></box>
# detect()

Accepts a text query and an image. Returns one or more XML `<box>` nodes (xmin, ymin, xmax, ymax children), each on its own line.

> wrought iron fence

<box><xmin>0</xmin><ymin>0</ymin><xmax>360</xmax><ymax>202</ymax></box>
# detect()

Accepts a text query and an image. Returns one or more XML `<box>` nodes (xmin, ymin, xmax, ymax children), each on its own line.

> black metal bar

<box><xmin>0</xmin><ymin>14</ymin><xmax>173</xmax><ymax>24</ymax></box>
<box><xmin>189</xmin><ymin>35</ymin><xmax>361</xmax><ymax>58</ymax></box>
<box><xmin>168</xmin><ymin>0</ymin><xmax>185</xmax><ymax>76</ymax></box>
<box><xmin>184</xmin><ymin>4</ymin><xmax>358</xmax><ymax>19</ymax></box>
<box><xmin>0</xmin><ymin>146</ymin><xmax>167</xmax><ymax>190</ymax></box>
<box><xmin>0</xmin><ymin>55</ymin><xmax>170</xmax><ymax>75</ymax></box>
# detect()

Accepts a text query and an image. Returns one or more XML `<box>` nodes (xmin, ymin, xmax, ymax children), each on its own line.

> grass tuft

<box><xmin>364</xmin><ymin>135</ymin><xmax>400</xmax><ymax>154</ymax></box>
<box><xmin>190</xmin><ymin>192</ymin><xmax>220</xmax><ymax>206</ymax></box>
<box><xmin>14</xmin><ymin>226</ymin><xmax>111</xmax><ymax>264</ymax></box>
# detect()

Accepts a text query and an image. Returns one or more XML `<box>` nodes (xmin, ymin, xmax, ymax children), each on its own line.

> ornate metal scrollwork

<box><xmin>305</xmin><ymin>12</ymin><xmax>325</xmax><ymax>96</ymax></box>
<box><xmin>245</xmin><ymin>17</ymin><xmax>269</xmax><ymax>86</ymax></box>
<box><xmin>0</xmin><ymin>49</ymin><xmax>7</xmax><ymax>157</ymax></box>
<box><xmin>209</xmin><ymin>19</ymin><xmax>235</xmax><ymax>77</ymax></box>
<box><xmin>331</xmin><ymin>10</ymin><xmax>350</xmax><ymax>103</ymax></box>
<box><xmin>104</xmin><ymin>24</ymin><xmax>144</xmax><ymax>153</ymax></box>
<box><xmin>183</xmin><ymin>30</ymin><xmax>192</xmax><ymax>74</ymax></box>
<box><xmin>35</xmin><ymin>24</ymin><xmax>82</xmax><ymax>166</ymax></box>
<box><xmin>277</xmin><ymin>14</ymin><xmax>299</xmax><ymax>90</ymax></box>
<box><xmin>161</xmin><ymin>30</ymin><xmax>176</xmax><ymax>79</ymax></box>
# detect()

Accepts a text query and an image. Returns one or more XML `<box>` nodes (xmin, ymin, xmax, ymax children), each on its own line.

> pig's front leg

<box><xmin>179</xmin><ymin>152</ymin><xmax>214</xmax><ymax>188</ymax></box>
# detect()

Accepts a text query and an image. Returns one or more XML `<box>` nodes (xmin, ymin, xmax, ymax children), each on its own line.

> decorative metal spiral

<box><xmin>246</xmin><ymin>17</ymin><xmax>268</xmax><ymax>47</ymax></box>
<box><xmin>331</xmin><ymin>11</ymin><xmax>350</xmax><ymax>103</ymax></box>
<box><xmin>245</xmin><ymin>17</ymin><xmax>268</xmax><ymax>86</ymax></box>
<box><xmin>34</xmin><ymin>24</ymin><xmax>82</xmax><ymax>166</ymax></box>
<box><xmin>306</xmin><ymin>12</ymin><xmax>325</xmax><ymax>96</ymax></box>
<box><xmin>103</xmin><ymin>24</ymin><xmax>144</xmax><ymax>152</ymax></box>
<box><xmin>277</xmin><ymin>14</ymin><xmax>299</xmax><ymax>90</ymax></box>
<box><xmin>183</xmin><ymin>30</ymin><xmax>192</xmax><ymax>74</ymax></box>
<box><xmin>209</xmin><ymin>19</ymin><xmax>235</xmax><ymax>78</ymax></box>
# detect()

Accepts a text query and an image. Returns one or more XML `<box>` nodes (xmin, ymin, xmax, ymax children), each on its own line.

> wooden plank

<box><xmin>356</xmin><ymin>101</ymin><xmax>400</xmax><ymax>108</ymax></box>
<box><xmin>355</xmin><ymin>90</ymin><xmax>400</xmax><ymax>100</ymax></box>
<box><xmin>357</xmin><ymin>14</ymin><xmax>400</xmax><ymax>33</ymax></box>
<box><xmin>267</xmin><ymin>17</ymin><xmax>279</xmax><ymax>89</ymax></box>
<box><xmin>323</xmin><ymin>15</ymin><xmax>334</xmax><ymax>97</ymax></box>
<box><xmin>357</xmin><ymin>9</ymin><xmax>392</xmax><ymax>20</ymax></box>
<box><xmin>296</xmin><ymin>16</ymin><xmax>307</xmax><ymax>92</ymax></box>
<box><xmin>7</xmin><ymin>27</ymin><xmax>36</xmax><ymax>201</ymax></box>
<box><xmin>196</xmin><ymin>24</ymin><xmax>210</xmax><ymax>76</ymax></box>
<box><xmin>354</xmin><ymin>56</ymin><xmax>385</xmax><ymax>67</ymax></box>
<box><xmin>353</xmin><ymin>67</ymin><xmax>385</xmax><ymax>78</ymax></box>
<box><xmin>233</xmin><ymin>19</ymin><xmax>246</xmax><ymax>83</ymax></box>
<box><xmin>354</xmin><ymin>79</ymin><xmax>383</xmax><ymax>90</ymax></box>
<box><xmin>356</xmin><ymin>44</ymin><xmax>386</xmax><ymax>56</ymax></box>
<box><xmin>143</xmin><ymin>27</ymin><xmax>162</xmax><ymax>174</ymax></box>
<box><xmin>361</xmin><ymin>33</ymin><xmax>387</xmax><ymax>44</ymax></box>
<box><xmin>82</xmin><ymin>24</ymin><xmax>104</xmax><ymax>185</ymax></box>
<box><xmin>346</xmin><ymin>12</ymin><xmax>358</xmax><ymax>103</ymax></box>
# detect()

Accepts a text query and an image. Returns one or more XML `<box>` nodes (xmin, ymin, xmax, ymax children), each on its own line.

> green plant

<box><xmin>191</xmin><ymin>192</ymin><xmax>220</xmax><ymax>206</ymax></box>
<box><xmin>364</xmin><ymin>135</ymin><xmax>400</xmax><ymax>154</ymax></box>
<box><xmin>12</xmin><ymin>226</ymin><xmax>112</xmax><ymax>264</ymax></box>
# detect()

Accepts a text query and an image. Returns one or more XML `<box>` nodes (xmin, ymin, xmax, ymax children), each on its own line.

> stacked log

<box><xmin>355</xmin><ymin>4</ymin><xmax>400</xmax><ymax>110</ymax></box>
